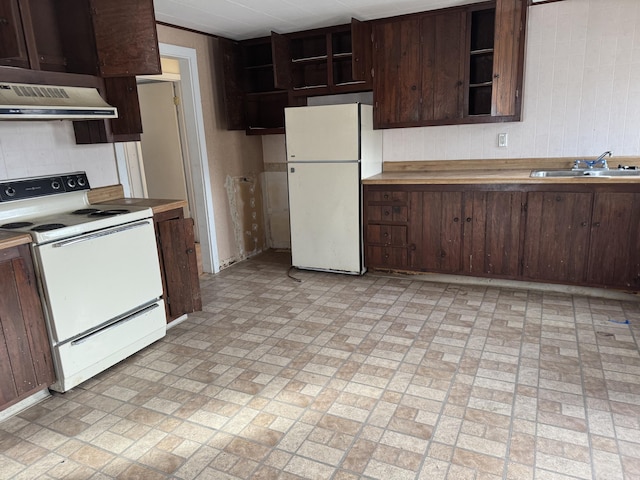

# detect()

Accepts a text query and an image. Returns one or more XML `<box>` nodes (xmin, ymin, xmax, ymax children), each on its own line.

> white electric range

<box><xmin>0</xmin><ymin>172</ymin><xmax>166</xmax><ymax>392</ymax></box>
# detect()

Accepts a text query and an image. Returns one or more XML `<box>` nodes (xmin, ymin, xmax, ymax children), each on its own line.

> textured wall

<box><xmin>382</xmin><ymin>0</ymin><xmax>640</xmax><ymax>161</ymax></box>
<box><xmin>0</xmin><ymin>121</ymin><xmax>118</xmax><ymax>185</ymax></box>
<box><xmin>156</xmin><ymin>25</ymin><xmax>265</xmax><ymax>268</ymax></box>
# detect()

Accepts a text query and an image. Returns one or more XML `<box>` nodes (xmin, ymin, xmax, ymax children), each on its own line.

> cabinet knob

<box><xmin>411</xmin><ymin>85</ymin><xmax>417</xmax><ymax>91</ymax></box>
<box><xmin>383</xmin><ymin>232</ymin><xmax>389</xmax><ymax>237</ymax></box>
<box><xmin>383</xmin><ymin>194</ymin><xmax>389</xmax><ymax>199</ymax></box>
<box><xmin>384</xmin><ymin>254</ymin><xmax>389</xmax><ymax>258</ymax></box>
<box><xmin>0</xmin><ymin>18</ymin><xmax>8</xmax><ymax>25</ymax></box>
<box><xmin>494</xmin><ymin>73</ymin><xmax>500</xmax><ymax>79</ymax></box>
<box><xmin>384</xmin><ymin>210</ymin><xmax>390</xmax><ymax>216</ymax></box>
<box><xmin>593</xmin><ymin>222</ymin><xmax>601</xmax><ymax>227</ymax></box>
<box><xmin>453</xmin><ymin>217</ymin><xmax>459</xmax><ymax>222</ymax></box>
<box><xmin>581</xmin><ymin>222</ymin><xmax>588</xmax><ymax>227</ymax></box>
<box><xmin>187</xmin><ymin>248</ymin><xmax>195</xmax><ymax>254</ymax></box>
<box><xmin>466</xmin><ymin>217</ymin><xmax>472</xmax><ymax>223</ymax></box>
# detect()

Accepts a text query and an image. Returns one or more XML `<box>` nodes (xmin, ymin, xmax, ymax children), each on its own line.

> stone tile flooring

<box><xmin>2</xmin><ymin>251</ymin><xmax>640</xmax><ymax>479</ymax></box>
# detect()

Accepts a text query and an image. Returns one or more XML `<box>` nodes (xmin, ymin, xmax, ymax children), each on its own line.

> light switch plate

<box><xmin>498</xmin><ymin>133</ymin><xmax>508</xmax><ymax>147</ymax></box>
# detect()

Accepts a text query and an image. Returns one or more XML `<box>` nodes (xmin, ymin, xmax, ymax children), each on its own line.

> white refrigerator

<box><xmin>285</xmin><ymin>103</ymin><xmax>382</xmax><ymax>274</ymax></box>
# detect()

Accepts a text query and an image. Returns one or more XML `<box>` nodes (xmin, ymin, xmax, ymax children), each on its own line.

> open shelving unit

<box><xmin>467</xmin><ymin>7</ymin><xmax>496</xmax><ymax>116</ymax></box>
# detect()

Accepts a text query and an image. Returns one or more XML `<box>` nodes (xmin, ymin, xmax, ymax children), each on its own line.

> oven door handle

<box><xmin>52</xmin><ymin>220</ymin><xmax>151</xmax><ymax>248</ymax></box>
<box><xmin>70</xmin><ymin>303</ymin><xmax>161</xmax><ymax>346</ymax></box>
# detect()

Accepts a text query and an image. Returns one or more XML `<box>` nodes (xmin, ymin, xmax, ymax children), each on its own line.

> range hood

<box><xmin>0</xmin><ymin>83</ymin><xmax>117</xmax><ymax>120</ymax></box>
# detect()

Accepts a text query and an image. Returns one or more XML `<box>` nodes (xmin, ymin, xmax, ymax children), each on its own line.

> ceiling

<box><xmin>153</xmin><ymin>0</ymin><xmax>487</xmax><ymax>40</ymax></box>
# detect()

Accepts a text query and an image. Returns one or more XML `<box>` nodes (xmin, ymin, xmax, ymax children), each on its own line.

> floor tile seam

<box><xmin>411</xmin><ymin>282</ymin><xmax>498</xmax><ymax>480</ymax></box>
<box><xmin>562</xmin><ymin>294</ymin><xmax>598</xmax><ymax>479</ymax></box>
<box><xmin>496</xmin><ymin>289</ymin><xmax>542</xmax><ymax>480</ymax></box>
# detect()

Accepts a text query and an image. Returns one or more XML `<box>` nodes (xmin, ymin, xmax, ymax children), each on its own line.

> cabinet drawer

<box><xmin>367</xmin><ymin>205</ymin><xmax>408</xmax><ymax>222</ymax></box>
<box><xmin>367</xmin><ymin>225</ymin><xmax>407</xmax><ymax>245</ymax></box>
<box><xmin>366</xmin><ymin>246</ymin><xmax>408</xmax><ymax>268</ymax></box>
<box><xmin>366</xmin><ymin>190</ymin><xmax>408</xmax><ymax>203</ymax></box>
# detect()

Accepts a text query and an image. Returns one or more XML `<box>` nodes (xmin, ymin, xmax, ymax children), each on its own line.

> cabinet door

<box><xmin>0</xmin><ymin>0</ymin><xmax>29</xmax><ymax>68</ymax></box>
<box><xmin>587</xmin><ymin>193</ymin><xmax>640</xmax><ymax>288</ymax></box>
<box><xmin>522</xmin><ymin>192</ymin><xmax>592</xmax><ymax>283</ymax></box>
<box><xmin>351</xmin><ymin>18</ymin><xmax>372</xmax><ymax>84</ymax></box>
<box><xmin>0</xmin><ymin>245</ymin><xmax>55</xmax><ymax>410</ymax></box>
<box><xmin>90</xmin><ymin>0</ymin><xmax>161</xmax><ymax>76</ymax></box>
<box><xmin>271</xmin><ymin>31</ymin><xmax>292</xmax><ymax>90</ymax></box>
<box><xmin>464</xmin><ymin>191</ymin><xmax>523</xmax><ymax>277</ymax></box>
<box><xmin>421</xmin><ymin>11</ymin><xmax>465</xmax><ymax>122</ymax></box>
<box><xmin>220</xmin><ymin>38</ymin><xmax>247</xmax><ymax>130</ymax></box>
<box><xmin>416</xmin><ymin>191</ymin><xmax>464</xmax><ymax>273</ymax></box>
<box><xmin>373</xmin><ymin>17</ymin><xmax>422</xmax><ymax>128</ymax></box>
<box><xmin>491</xmin><ymin>0</ymin><xmax>526</xmax><ymax>117</ymax></box>
<box><xmin>156</xmin><ymin>214</ymin><xmax>202</xmax><ymax>322</ymax></box>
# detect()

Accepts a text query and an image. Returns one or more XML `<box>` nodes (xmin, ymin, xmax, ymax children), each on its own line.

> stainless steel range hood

<box><xmin>0</xmin><ymin>83</ymin><xmax>117</xmax><ymax>120</ymax></box>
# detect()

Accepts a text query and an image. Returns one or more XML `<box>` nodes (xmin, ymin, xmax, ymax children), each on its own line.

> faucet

<box><xmin>573</xmin><ymin>151</ymin><xmax>611</xmax><ymax>170</ymax></box>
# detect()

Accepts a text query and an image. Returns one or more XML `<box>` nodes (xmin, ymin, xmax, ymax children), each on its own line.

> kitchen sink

<box><xmin>530</xmin><ymin>169</ymin><xmax>640</xmax><ymax>178</ymax></box>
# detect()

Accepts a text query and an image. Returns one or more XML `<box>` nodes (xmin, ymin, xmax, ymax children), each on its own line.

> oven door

<box><xmin>34</xmin><ymin>219</ymin><xmax>163</xmax><ymax>343</ymax></box>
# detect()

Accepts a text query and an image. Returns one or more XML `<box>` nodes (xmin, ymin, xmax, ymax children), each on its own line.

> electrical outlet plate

<box><xmin>498</xmin><ymin>133</ymin><xmax>508</xmax><ymax>147</ymax></box>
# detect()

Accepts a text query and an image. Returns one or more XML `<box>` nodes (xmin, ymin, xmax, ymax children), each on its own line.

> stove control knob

<box><xmin>67</xmin><ymin>178</ymin><xmax>76</xmax><ymax>188</ymax></box>
<box><xmin>5</xmin><ymin>186</ymin><xmax>15</xmax><ymax>197</ymax></box>
<box><xmin>77</xmin><ymin>177</ymin><xmax>86</xmax><ymax>187</ymax></box>
<box><xmin>51</xmin><ymin>180</ymin><xmax>61</xmax><ymax>190</ymax></box>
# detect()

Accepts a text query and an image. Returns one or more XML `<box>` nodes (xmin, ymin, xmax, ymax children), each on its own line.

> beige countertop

<box><xmin>0</xmin><ymin>231</ymin><xmax>32</xmax><ymax>250</ymax></box>
<box><xmin>363</xmin><ymin>158</ymin><xmax>640</xmax><ymax>185</ymax></box>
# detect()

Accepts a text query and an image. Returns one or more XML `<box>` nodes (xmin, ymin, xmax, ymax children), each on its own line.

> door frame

<box><xmin>115</xmin><ymin>43</ymin><xmax>220</xmax><ymax>273</ymax></box>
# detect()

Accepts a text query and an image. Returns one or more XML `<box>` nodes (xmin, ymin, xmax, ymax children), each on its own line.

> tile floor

<box><xmin>2</xmin><ymin>251</ymin><xmax>640</xmax><ymax>479</ymax></box>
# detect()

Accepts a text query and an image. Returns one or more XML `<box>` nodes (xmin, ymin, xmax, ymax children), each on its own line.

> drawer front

<box><xmin>367</xmin><ymin>225</ymin><xmax>407</xmax><ymax>245</ymax></box>
<box><xmin>366</xmin><ymin>190</ymin><xmax>409</xmax><ymax>203</ymax></box>
<box><xmin>367</xmin><ymin>205</ymin><xmax>408</xmax><ymax>222</ymax></box>
<box><xmin>366</xmin><ymin>246</ymin><xmax>408</xmax><ymax>268</ymax></box>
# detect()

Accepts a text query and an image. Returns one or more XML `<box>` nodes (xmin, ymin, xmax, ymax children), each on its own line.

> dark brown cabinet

<box><xmin>365</xmin><ymin>183</ymin><xmax>640</xmax><ymax>291</ymax></box>
<box><xmin>373</xmin><ymin>10</ymin><xmax>465</xmax><ymax>128</ymax></box>
<box><xmin>0</xmin><ymin>245</ymin><xmax>55</xmax><ymax>411</ymax></box>
<box><xmin>372</xmin><ymin>0</ymin><xmax>526</xmax><ymax>128</ymax></box>
<box><xmin>220</xmin><ymin>36</ymin><xmax>289</xmax><ymax>134</ymax></box>
<box><xmin>364</xmin><ymin>189</ymin><xmax>412</xmax><ymax>270</ymax></box>
<box><xmin>522</xmin><ymin>191</ymin><xmax>592</xmax><ymax>283</ymax></box>
<box><xmin>221</xmin><ymin>20</ymin><xmax>372</xmax><ymax>134</ymax></box>
<box><xmin>153</xmin><ymin>208</ymin><xmax>202</xmax><ymax>323</ymax></box>
<box><xmin>0</xmin><ymin>0</ymin><xmax>161</xmax><ymax>143</ymax></box>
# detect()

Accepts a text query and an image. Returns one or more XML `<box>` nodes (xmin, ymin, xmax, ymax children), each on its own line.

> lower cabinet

<box><xmin>153</xmin><ymin>208</ymin><xmax>202</xmax><ymax>323</ymax></box>
<box><xmin>364</xmin><ymin>184</ymin><xmax>640</xmax><ymax>290</ymax></box>
<box><xmin>0</xmin><ymin>245</ymin><xmax>55</xmax><ymax>411</ymax></box>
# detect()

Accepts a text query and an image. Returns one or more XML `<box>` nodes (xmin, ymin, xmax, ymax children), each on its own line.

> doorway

<box><xmin>115</xmin><ymin>43</ymin><xmax>219</xmax><ymax>273</ymax></box>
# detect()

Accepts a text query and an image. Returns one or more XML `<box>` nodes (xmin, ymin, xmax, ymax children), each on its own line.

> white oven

<box><xmin>0</xmin><ymin>172</ymin><xmax>166</xmax><ymax>392</ymax></box>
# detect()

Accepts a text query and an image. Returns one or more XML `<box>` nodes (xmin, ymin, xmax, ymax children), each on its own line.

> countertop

<box><xmin>0</xmin><ymin>231</ymin><xmax>32</xmax><ymax>251</ymax></box>
<box><xmin>363</xmin><ymin>158</ymin><xmax>640</xmax><ymax>185</ymax></box>
<box><xmin>87</xmin><ymin>185</ymin><xmax>187</xmax><ymax>215</ymax></box>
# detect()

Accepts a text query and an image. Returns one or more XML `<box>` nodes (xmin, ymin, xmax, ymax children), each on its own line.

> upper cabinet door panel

<box><xmin>351</xmin><ymin>17</ymin><xmax>372</xmax><ymax>84</ymax></box>
<box><xmin>0</xmin><ymin>0</ymin><xmax>29</xmax><ymax>67</ymax></box>
<box><xmin>491</xmin><ymin>0</ymin><xmax>526</xmax><ymax>116</ymax></box>
<box><xmin>373</xmin><ymin>18</ymin><xmax>422</xmax><ymax>128</ymax></box>
<box><xmin>90</xmin><ymin>0</ymin><xmax>161</xmax><ymax>76</ymax></box>
<box><xmin>271</xmin><ymin>31</ymin><xmax>292</xmax><ymax>90</ymax></box>
<box><xmin>421</xmin><ymin>10</ymin><xmax>465</xmax><ymax>122</ymax></box>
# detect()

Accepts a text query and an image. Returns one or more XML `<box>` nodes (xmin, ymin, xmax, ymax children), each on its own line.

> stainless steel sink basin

<box><xmin>530</xmin><ymin>169</ymin><xmax>640</xmax><ymax>178</ymax></box>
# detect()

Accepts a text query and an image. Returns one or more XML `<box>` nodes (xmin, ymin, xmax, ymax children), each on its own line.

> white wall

<box><xmin>383</xmin><ymin>0</ymin><xmax>640</xmax><ymax>161</ymax></box>
<box><xmin>0</xmin><ymin>121</ymin><xmax>118</xmax><ymax>185</ymax></box>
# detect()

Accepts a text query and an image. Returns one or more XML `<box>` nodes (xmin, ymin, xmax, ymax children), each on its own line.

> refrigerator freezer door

<box><xmin>288</xmin><ymin>161</ymin><xmax>362</xmax><ymax>274</ymax></box>
<box><xmin>285</xmin><ymin>104</ymin><xmax>360</xmax><ymax>161</ymax></box>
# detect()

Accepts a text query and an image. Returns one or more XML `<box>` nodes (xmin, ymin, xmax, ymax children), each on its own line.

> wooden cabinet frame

<box><xmin>364</xmin><ymin>183</ymin><xmax>640</xmax><ymax>290</ymax></box>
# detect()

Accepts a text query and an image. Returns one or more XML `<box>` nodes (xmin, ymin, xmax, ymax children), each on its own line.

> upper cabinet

<box><xmin>221</xmin><ymin>20</ymin><xmax>373</xmax><ymax>134</ymax></box>
<box><xmin>372</xmin><ymin>0</ymin><xmax>526</xmax><ymax>129</ymax></box>
<box><xmin>0</xmin><ymin>0</ymin><xmax>160</xmax><ymax>77</ymax></box>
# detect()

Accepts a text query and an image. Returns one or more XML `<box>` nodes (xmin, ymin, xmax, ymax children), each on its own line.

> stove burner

<box><xmin>72</xmin><ymin>208</ymin><xmax>101</xmax><ymax>215</ymax></box>
<box><xmin>31</xmin><ymin>223</ymin><xmax>66</xmax><ymax>232</ymax></box>
<box><xmin>1</xmin><ymin>221</ymin><xmax>35</xmax><ymax>229</ymax></box>
<box><xmin>89</xmin><ymin>209</ymin><xmax>130</xmax><ymax>217</ymax></box>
